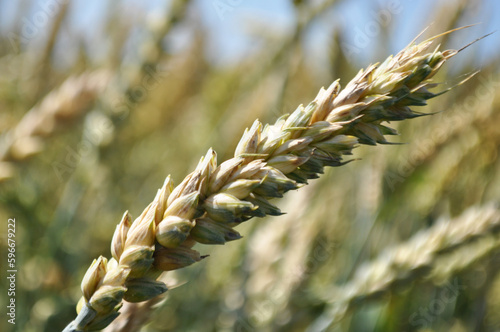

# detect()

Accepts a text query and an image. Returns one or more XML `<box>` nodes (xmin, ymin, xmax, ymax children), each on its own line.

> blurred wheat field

<box><xmin>1</xmin><ymin>0</ymin><xmax>500</xmax><ymax>331</ymax></box>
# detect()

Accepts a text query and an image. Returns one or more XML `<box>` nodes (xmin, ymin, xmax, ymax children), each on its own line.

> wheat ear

<box><xmin>0</xmin><ymin>70</ymin><xmax>111</xmax><ymax>180</ymax></box>
<box><xmin>308</xmin><ymin>203</ymin><xmax>500</xmax><ymax>331</ymax></box>
<box><xmin>63</xmin><ymin>32</ymin><xmax>463</xmax><ymax>331</ymax></box>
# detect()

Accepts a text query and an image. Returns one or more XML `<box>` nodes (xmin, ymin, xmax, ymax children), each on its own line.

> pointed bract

<box><xmin>111</xmin><ymin>211</ymin><xmax>132</xmax><ymax>261</ymax></box>
<box><xmin>81</xmin><ymin>256</ymin><xmax>107</xmax><ymax>302</ymax></box>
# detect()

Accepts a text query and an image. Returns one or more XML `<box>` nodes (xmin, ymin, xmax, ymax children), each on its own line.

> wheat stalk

<box><xmin>62</xmin><ymin>30</ymin><xmax>470</xmax><ymax>331</ymax></box>
<box><xmin>101</xmin><ymin>297</ymin><xmax>163</xmax><ymax>332</ymax></box>
<box><xmin>308</xmin><ymin>203</ymin><xmax>500</xmax><ymax>331</ymax></box>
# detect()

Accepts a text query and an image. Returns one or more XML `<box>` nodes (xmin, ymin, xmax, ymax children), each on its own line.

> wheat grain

<box><xmin>62</xmin><ymin>31</ymin><xmax>468</xmax><ymax>331</ymax></box>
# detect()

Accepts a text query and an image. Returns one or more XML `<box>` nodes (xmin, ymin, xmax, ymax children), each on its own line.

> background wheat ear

<box><xmin>60</xmin><ymin>28</ymin><xmax>485</xmax><ymax>332</ymax></box>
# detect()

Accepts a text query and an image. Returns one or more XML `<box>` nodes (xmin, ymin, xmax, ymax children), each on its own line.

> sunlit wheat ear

<box><xmin>63</xmin><ymin>29</ymin><xmax>477</xmax><ymax>332</ymax></box>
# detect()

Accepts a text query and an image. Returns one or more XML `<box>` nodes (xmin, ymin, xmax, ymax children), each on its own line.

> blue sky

<box><xmin>1</xmin><ymin>0</ymin><xmax>499</xmax><ymax>69</ymax></box>
<box><xmin>194</xmin><ymin>0</ymin><xmax>500</xmax><ymax>66</ymax></box>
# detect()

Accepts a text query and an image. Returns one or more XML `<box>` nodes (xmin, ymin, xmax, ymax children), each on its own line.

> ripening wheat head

<box><xmin>63</xmin><ymin>29</ymin><xmax>476</xmax><ymax>332</ymax></box>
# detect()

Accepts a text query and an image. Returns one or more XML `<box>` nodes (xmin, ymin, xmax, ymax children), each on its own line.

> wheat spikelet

<box><xmin>62</xmin><ymin>31</ymin><xmax>468</xmax><ymax>331</ymax></box>
<box><xmin>308</xmin><ymin>203</ymin><xmax>500</xmax><ymax>331</ymax></box>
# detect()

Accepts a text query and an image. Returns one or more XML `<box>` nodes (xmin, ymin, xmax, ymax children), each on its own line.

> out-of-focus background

<box><xmin>1</xmin><ymin>0</ymin><xmax>500</xmax><ymax>331</ymax></box>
